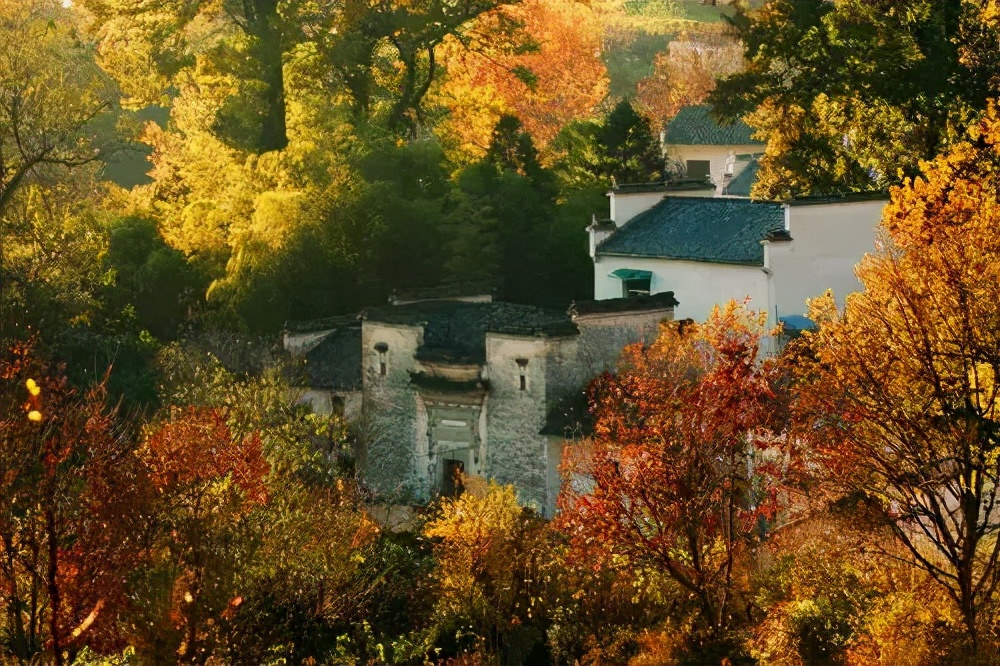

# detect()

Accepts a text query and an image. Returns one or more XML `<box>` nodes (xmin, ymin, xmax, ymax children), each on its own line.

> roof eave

<box><xmin>595</xmin><ymin>251</ymin><xmax>764</xmax><ymax>267</ymax></box>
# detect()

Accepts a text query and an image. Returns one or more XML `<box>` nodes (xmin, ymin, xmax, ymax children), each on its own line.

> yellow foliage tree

<box><xmin>423</xmin><ymin>480</ymin><xmax>548</xmax><ymax>659</ymax></box>
<box><xmin>128</xmin><ymin>53</ymin><xmax>354</xmax><ymax>283</ymax></box>
<box><xmin>799</xmin><ymin>104</ymin><xmax>1000</xmax><ymax>654</ymax></box>
<box><xmin>0</xmin><ymin>0</ymin><xmax>115</xmax><ymax>215</ymax></box>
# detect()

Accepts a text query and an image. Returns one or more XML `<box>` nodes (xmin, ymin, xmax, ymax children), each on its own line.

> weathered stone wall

<box><xmin>484</xmin><ymin>334</ymin><xmax>551</xmax><ymax>510</ymax></box>
<box><xmin>575</xmin><ymin>310</ymin><xmax>667</xmax><ymax>376</ymax></box>
<box><xmin>360</xmin><ymin>321</ymin><xmax>424</xmax><ymax>501</ymax></box>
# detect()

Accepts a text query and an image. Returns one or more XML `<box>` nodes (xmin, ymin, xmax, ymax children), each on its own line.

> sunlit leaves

<box><xmin>0</xmin><ymin>0</ymin><xmax>117</xmax><ymax>215</ymax></box>
<box><xmin>712</xmin><ymin>0</ymin><xmax>1000</xmax><ymax>199</ymax></box>
<box><xmin>433</xmin><ymin>0</ymin><xmax>608</xmax><ymax>157</ymax></box>
<box><xmin>0</xmin><ymin>343</ymin><xmax>149</xmax><ymax>662</ymax></box>
<box><xmin>795</xmin><ymin>107</ymin><xmax>1000</xmax><ymax>643</ymax></box>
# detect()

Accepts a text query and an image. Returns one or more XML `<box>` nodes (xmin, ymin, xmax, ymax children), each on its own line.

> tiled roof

<box><xmin>596</xmin><ymin>197</ymin><xmax>785</xmax><ymax>266</ymax></box>
<box><xmin>570</xmin><ymin>291</ymin><xmax>679</xmax><ymax>317</ymax></box>
<box><xmin>611</xmin><ymin>179</ymin><xmax>715</xmax><ymax>194</ymax></box>
<box><xmin>285</xmin><ymin>313</ymin><xmax>360</xmax><ymax>333</ymax></box>
<box><xmin>664</xmin><ymin>105</ymin><xmax>761</xmax><ymax>146</ymax></box>
<box><xmin>785</xmin><ymin>193</ymin><xmax>889</xmax><ymax>206</ymax></box>
<box><xmin>301</xmin><ymin>324</ymin><xmax>363</xmax><ymax>390</ymax></box>
<box><xmin>390</xmin><ymin>281</ymin><xmax>496</xmax><ymax>304</ymax></box>
<box><xmin>363</xmin><ymin>301</ymin><xmax>579</xmax><ymax>364</ymax></box>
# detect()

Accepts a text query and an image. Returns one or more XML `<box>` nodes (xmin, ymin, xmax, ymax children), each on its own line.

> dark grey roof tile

<box><xmin>596</xmin><ymin>197</ymin><xmax>785</xmax><ymax>265</ymax></box>
<box><xmin>664</xmin><ymin>105</ymin><xmax>761</xmax><ymax>146</ymax></box>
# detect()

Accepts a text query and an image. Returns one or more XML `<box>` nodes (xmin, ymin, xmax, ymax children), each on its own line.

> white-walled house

<box><xmin>590</xmin><ymin>185</ymin><xmax>886</xmax><ymax>328</ymax></box>
<box><xmin>662</xmin><ymin>105</ymin><xmax>765</xmax><ymax>195</ymax></box>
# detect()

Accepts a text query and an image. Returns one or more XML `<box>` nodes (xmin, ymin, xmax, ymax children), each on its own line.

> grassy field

<box><xmin>674</xmin><ymin>0</ymin><xmax>744</xmax><ymax>23</ymax></box>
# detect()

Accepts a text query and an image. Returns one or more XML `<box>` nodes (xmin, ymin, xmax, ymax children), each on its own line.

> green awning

<box><xmin>609</xmin><ymin>269</ymin><xmax>653</xmax><ymax>281</ymax></box>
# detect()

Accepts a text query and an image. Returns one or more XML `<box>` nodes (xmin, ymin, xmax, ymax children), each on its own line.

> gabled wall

<box><xmin>484</xmin><ymin>334</ymin><xmax>555</xmax><ymax>511</ymax></box>
<box><xmin>360</xmin><ymin>321</ymin><xmax>425</xmax><ymax>499</ymax></box>
<box><xmin>610</xmin><ymin>190</ymin><xmax>667</xmax><ymax>226</ymax></box>
<box><xmin>766</xmin><ymin>200</ymin><xmax>885</xmax><ymax>321</ymax></box>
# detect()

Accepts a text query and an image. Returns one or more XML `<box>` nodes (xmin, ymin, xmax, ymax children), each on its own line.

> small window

<box><xmin>374</xmin><ymin>342</ymin><xmax>388</xmax><ymax>377</ymax></box>
<box><xmin>516</xmin><ymin>358</ymin><xmax>528</xmax><ymax>391</ymax></box>
<box><xmin>686</xmin><ymin>159</ymin><xmax>711</xmax><ymax>181</ymax></box>
<box><xmin>622</xmin><ymin>276</ymin><xmax>651</xmax><ymax>298</ymax></box>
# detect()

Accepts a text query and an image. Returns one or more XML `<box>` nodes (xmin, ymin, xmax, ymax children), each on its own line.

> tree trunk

<box><xmin>251</xmin><ymin>0</ymin><xmax>287</xmax><ymax>152</ymax></box>
<box><xmin>45</xmin><ymin>508</ymin><xmax>62</xmax><ymax>666</ymax></box>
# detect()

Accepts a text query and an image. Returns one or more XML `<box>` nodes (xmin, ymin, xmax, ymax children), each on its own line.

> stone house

<box><xmin>283</xmin><ymin>314</ymin><xmax>363</xmax><ymax>419</ymax></box>
<box><xmin>285</xmin><ymin>292</ymin><xmax>678</xmax><ymax>517</ymax></box>
<box><xmin>661</xmin><ymin>105</ymin><xmax>765</xmax><ymax>195</ymax></box>
<box><xmin>590</xmin><ymin>184</ymin><xmax>887</xmax><ymax>329</ymax></box>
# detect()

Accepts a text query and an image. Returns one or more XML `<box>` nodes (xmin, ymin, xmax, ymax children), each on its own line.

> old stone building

<box><xmin>285</xmin><ymin>293</ymin><xmax>677</xmax><ymax>516</ymax></box>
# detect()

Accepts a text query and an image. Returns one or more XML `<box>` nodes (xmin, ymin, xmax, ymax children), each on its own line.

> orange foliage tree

<box><xmin>0</xmin><ymin>342</ymin><xmax>148</xmax><ymax>665</ymax></box>
<box><xmin>558</xmin><ymin>303</ymin><xmax>786</xmax><ymax>640</ymax></box>
<box><xmin>796</xmin><ymin>106</ymin><xmax>1000</xmax><ymax>653</ymax></box>
<box><xmin>433</xmin><ymin>0</ymin><xmax>608</xmax><ymax>157</ymax></box>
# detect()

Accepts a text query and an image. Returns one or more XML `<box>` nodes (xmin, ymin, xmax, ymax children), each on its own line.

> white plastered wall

<box><xmin>361</xmin><ymin>321</ymin><xmax>422</xmax><ymax>386</ymax></box>
<box><xmin>767</xmin><ymin>200</ymin><xmax>885</xmax><ymax>321</ymax></box>
<box><xmin>594</xmin><ymin>254</ymin><xmax>769</xmax><ymax>323</ymax></box>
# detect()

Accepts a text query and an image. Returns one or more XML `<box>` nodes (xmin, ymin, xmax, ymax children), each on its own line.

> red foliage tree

<box><xmin>558</xmin><ymin>303</ymin><xmax>786</xmax><ymax>639</ymax></box>
<box><xmin>0</xmin><ymin>341</ymin><xmax>149</xmax><ymax>664</ymax></box>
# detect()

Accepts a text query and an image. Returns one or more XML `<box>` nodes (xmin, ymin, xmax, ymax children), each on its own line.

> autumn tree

<box><xmin>83</xmin><ymin>0</ymin><xmax>292</xmax><ymax>152</ymax></box>
<box><xmin>711</xmin><ymin>0</ymin><xmax>1000</xmax><ymax>199</ymax></box>
<box><xmin>0</xmin><ymin>343</ymin><xmax>148</xmax><ymax>665</ymax></box>
<box><xmin>335</xmin><ymin>0</ymin><xmax>525</xmax><ymax>135</ymax></box>
<box><xmin>134</xmin><ymin>407</ymin><xmax>270</xmax><ymax>664</ymax></box>
<box><xmin>142</xmin><ymin>345</ymin><xmax>392</xmax><ymax>664</ymax></box>
<box><xmin>432</xmin><ymin>0</ymin><xmax>608</xmax><ymax>155</ymax></box>
<box><xmin>795</xmin><ymin>106</ymin><xmax>1000</xmax><ymax>654</ymax></box>
<box><xmin>558</xmin><ymin>303</ymin><xmax>785</xmax><ymax>647</ymax></box>
<box><xmin>636</xmin><ymin>28</ymin><xmax>744</xmax><ymax>124</ymax></box>
<box><xmin>423</xmin><ymin>479</ymin><xmax>549</xmax><ymax>662</ymax></box>
<box><xmin>0</xmin><ymin>0</ymin><xmax>115</xmax><ymax>216</ymax></box>
<box><xmin>85</xmin><ymin>0</ymin><xmax>518</xmax><ymax>143</ymax></box>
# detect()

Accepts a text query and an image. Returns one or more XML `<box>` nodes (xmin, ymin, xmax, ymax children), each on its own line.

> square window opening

<box><xmin>686</xmin><ymin>159</ymin><xmax>711</xmax><ymax>182</ymax></box>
